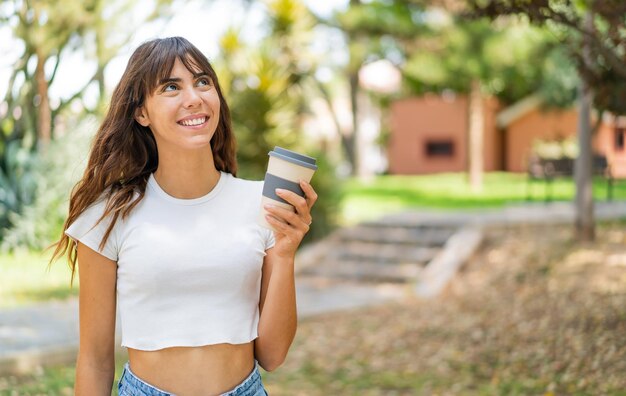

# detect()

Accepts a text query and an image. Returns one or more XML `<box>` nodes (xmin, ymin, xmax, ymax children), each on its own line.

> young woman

<box><xmin>50</xmin><ymin>36</ymin><xmax>317</xmax><ymax>395</ymax></box>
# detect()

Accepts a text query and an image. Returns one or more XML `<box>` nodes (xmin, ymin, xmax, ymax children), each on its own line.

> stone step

<box><xmin>300</xmin><ymin>259</ymin><xmax>423</xmax><ymax>283</ymax></box>
<box><xmin>337</xmin><ymin>225</ymin><xmax>456</xmax><ymax>246</ymax></box>
<box><xmin>328</xmin><ymin>241</ymin><xmax>439</xmax><ymax>264</ymax></box>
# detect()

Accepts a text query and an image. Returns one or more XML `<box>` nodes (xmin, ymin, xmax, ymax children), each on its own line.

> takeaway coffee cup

<box><xmin>259</xmin><ymin>146</ymin><xmax>318</xmax><ymax>231</ymax></box>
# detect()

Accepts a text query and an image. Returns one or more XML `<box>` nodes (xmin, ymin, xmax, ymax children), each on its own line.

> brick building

<box><xmin>388</xmin><ymin>93</ymin><xmax>626</xmax><ymax>178</ymax></box>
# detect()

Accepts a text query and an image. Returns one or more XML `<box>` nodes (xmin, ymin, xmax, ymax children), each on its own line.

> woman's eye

<box><xmin>164</xmin><ymin>83</ymin><xmax>178</xmax><ymax>92</ymax></box>
<box><xmin>197</xmin><ymin>78</ymin><xmax>211</xmax><ymax>87</ymax></box>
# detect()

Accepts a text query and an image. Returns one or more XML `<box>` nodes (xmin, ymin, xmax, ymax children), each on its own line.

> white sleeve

<box><xmin>264</xmin><ymin>228</ymin><xmax>276</xmax><ymax>251</ymax></box>
<box><xmin>65</xmin><ymin>198</ymin><xmax>119</xmax><ymax>261</ymax></box>
<box><xmin>254</xmin><ymin>179</ymin><xmax>276</xmax><ymax>251</ymax></box>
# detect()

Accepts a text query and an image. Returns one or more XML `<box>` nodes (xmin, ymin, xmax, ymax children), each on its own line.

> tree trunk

<box><xmin>314</xmin><ymin>79</ymin><xmax>355</xmax><ymax>167</ymax></box>
<box><xmin>468</xmin><ymin>79</ymin><xmax>484</xmax><ymax>192</ymax></box>
<box><xmin>95</xmin><ymin>65</ymin><xmax>107</xmax><ymax>113</ymax></box>
<box><xmin>35</xmin><ymin>51</ymin><xmax>51</xmax><ymax>151</ymax></box>
<box><xmin>349</xmin><ymin>70</ymin><xmax>361</xmax><ymax>176</ymax></box>
<box><xmin>575</xmin><ymin>81</ymin><xmax>594</xmax><ymax>241</ymax></box>
<box><xmin>575</xmin><ymin>11</ymin><xmax>595</xmax><ymax>241</ymax></box>
<box><xmin>347</xmin><ymin>0</ymin><xmax>362</xmax><ymax>177</ymax></box>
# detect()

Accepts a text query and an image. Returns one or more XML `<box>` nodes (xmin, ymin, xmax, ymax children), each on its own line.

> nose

<box><xmin>182</xmin><ymin>87</ymin><xmax>202</xmax><ymax>108</ymax></box>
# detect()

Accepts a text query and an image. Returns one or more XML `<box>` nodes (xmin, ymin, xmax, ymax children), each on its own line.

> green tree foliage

<box><xmin>2</xmin><ymin>0</ymin><xmax>94</xmax><ymax>150</ymax></box>
<box><xmin>0</xmin><ymin>141</ymin><xmax>37</xmax><ymax>232</ymax></box>
<box><xmin>217</xmin><ymin>0</ymin><xmax>341</xmax><ymax>241</ymax></box>
<box><xmin>403</xmin><ymin>18</ymin><xmax>567</xmax><ymax>105</ymax></box>
<box><xmin>537</xmin><ymin>46</ymin><xmax>579</xmax><ymax>108</ymax></box>
<box><xmin>218</xmin><ymin>34</ymin><xmax>300</xmax><ymax>179</ymax></box>
<box><xmin>1</xmin><ymin>117</ymin><xmax>94</xmax><ymax>252</ymax></box>
<box><xmin>0</xmin><ymin>0</ymin><xmax>173</xmax><ymax>150</ymax></box>
<box><xmin>468</xmin><ymin>0</ymin><xmax>626</xmax><ymax>115</ymax></box>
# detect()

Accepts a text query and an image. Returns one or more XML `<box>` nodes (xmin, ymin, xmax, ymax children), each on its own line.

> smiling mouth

<box><xmin>178</xmin><ymin>116</ymin><xmax>207</xmax><ymax>126</ymax></box>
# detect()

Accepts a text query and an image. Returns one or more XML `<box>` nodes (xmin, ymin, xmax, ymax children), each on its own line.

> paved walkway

<box><xmin>379</xmin><ymin>200</ymin><xmax>626</xmax><ymax>227</ymax></box>
<box><xmin>2</xmin><ymin>201</ymin><xmax>626</xmax><ymax>375</ymax></box>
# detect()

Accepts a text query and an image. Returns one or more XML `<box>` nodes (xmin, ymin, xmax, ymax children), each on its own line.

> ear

<box><xmin>134</xmin><ymin>107</ymin><xmax>150</xmax><ymax>127</ymax></box>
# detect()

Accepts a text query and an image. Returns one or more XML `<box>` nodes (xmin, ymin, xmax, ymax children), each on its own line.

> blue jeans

<box><xmin>117</xmin><ymin>361</ymin><xmax>268</xmax><ymax>396</ymax></box>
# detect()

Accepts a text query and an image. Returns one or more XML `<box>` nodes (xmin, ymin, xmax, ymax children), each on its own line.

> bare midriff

<box><xmin>127</xmin><ymin>341</ymin><xmax>255</xmax><ymax>395</ymax></box>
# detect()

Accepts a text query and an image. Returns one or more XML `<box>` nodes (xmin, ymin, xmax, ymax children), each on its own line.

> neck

<box><xmin>153</xmin><ymin>147</ymin><xmax>222</xmax><ymax>199</ymax></box>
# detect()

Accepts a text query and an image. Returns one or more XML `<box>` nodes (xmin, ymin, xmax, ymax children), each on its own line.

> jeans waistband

<box><xmin>118</xmin><ymin>361</ymin><xmax>264</xmax><ymax>396</ymax></box>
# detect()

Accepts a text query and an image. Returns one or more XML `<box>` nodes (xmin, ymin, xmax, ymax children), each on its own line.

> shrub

<box><xmin>1</xmin><ymin>118</ymin><xmax>95</xmax><ymax>252</ymax></box>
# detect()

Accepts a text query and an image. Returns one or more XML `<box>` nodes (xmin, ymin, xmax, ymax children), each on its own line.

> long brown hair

<box><xmin>49</xmin><ymin>37</ymin><xmax>237</xmax><ymax>282</ymax></box>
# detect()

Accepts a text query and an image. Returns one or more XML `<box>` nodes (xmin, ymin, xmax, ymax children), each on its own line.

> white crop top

<box><xmin>65</xmin><ymin>172</ymin><xmax>275</xmax><ymax>351</ymax></box>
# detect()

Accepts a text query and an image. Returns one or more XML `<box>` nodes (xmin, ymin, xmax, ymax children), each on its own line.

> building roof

<box><xmin>496</xmin><ymin>94</ymin><xmax>543</xmax><ymax>129</ymax></box>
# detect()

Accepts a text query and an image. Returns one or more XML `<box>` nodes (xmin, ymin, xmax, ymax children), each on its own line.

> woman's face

<box><xmin>135</xmin><ymin>58</ymin><xmax>221</xmax><ymax>153</ymax></box>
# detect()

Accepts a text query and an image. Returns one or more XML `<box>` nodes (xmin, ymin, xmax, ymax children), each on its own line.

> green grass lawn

<box><xmin>0</xmin><ymin>250</ymin><xmax>77</xmax><ymax>308</ymax></box>
<box><xmin>340</xmin><ymin>172</ymin><xmax>626</xmax><ymax>224</ymax></box>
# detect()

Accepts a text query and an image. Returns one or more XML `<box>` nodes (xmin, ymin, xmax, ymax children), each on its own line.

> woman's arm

<box><xmin>255</xmin><ymin>181</ymin><xmax>317</xmax><ymax>371</ymax></box>
<box><xmin>255</xmin><ymin>248</ymin><xmax>297</xmax><ymax>372</ymax></box>
<box><xmin>74</xmin><ymin>242</ymin><xmax>118</xmax><ymax>395</ymax></box>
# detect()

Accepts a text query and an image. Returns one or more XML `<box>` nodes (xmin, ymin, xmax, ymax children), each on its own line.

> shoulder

<box><xmin>76</xmin><ymin>186</ymin><xmax>142</xmax><ymax>228</ymax></box>
<box><xmin>92</xmin><ymin>186</ymin><xmax>142</xmax><ymax>211</ymax></box>
<box><xmin>78</xmin><ymin>189</ymin><xmax>112</xmax><ymax>219</ymax></box>
<box><xmin>220</xmin><ymin>173</ymin><xmax>264</xmax><ymax>212</ymax></box>
<box><xmin>225</xmin><ymin>173</ymin><xmax>264</xmax><ymax>194</ymax></box>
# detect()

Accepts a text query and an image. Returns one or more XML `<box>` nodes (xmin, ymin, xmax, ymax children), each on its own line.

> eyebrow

<box><xmin>158</xmin><ymin>72</ymin><xmax>210</xmax><ymax>85</ymax></box>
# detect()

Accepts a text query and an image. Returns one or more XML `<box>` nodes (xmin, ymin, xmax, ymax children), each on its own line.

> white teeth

<box><xmin>180</xmin><ymin>117</ymin><xmax>206</xmax><ymax>126</ymax></box>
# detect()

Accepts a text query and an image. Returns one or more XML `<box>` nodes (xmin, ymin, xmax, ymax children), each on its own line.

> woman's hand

<box><xmin>257</xmin><ymin>180</ymin><xmax>316</xmax><ymax>370</ymax></box>
<box><xmin>264</xmin><ymin>180</ymin><xmax>318</xmax><ymax>259</ymax></box>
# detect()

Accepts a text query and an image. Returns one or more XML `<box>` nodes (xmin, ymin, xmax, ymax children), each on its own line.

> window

<box><xmin>616</xmin><ymin>128</ymin><xmax>625</xmax><ymax>151</ymax></box>
<box><xmin>425</xmin><ymin>140</ymin><xmax>454</xmax><ymax>157</ymax></box>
